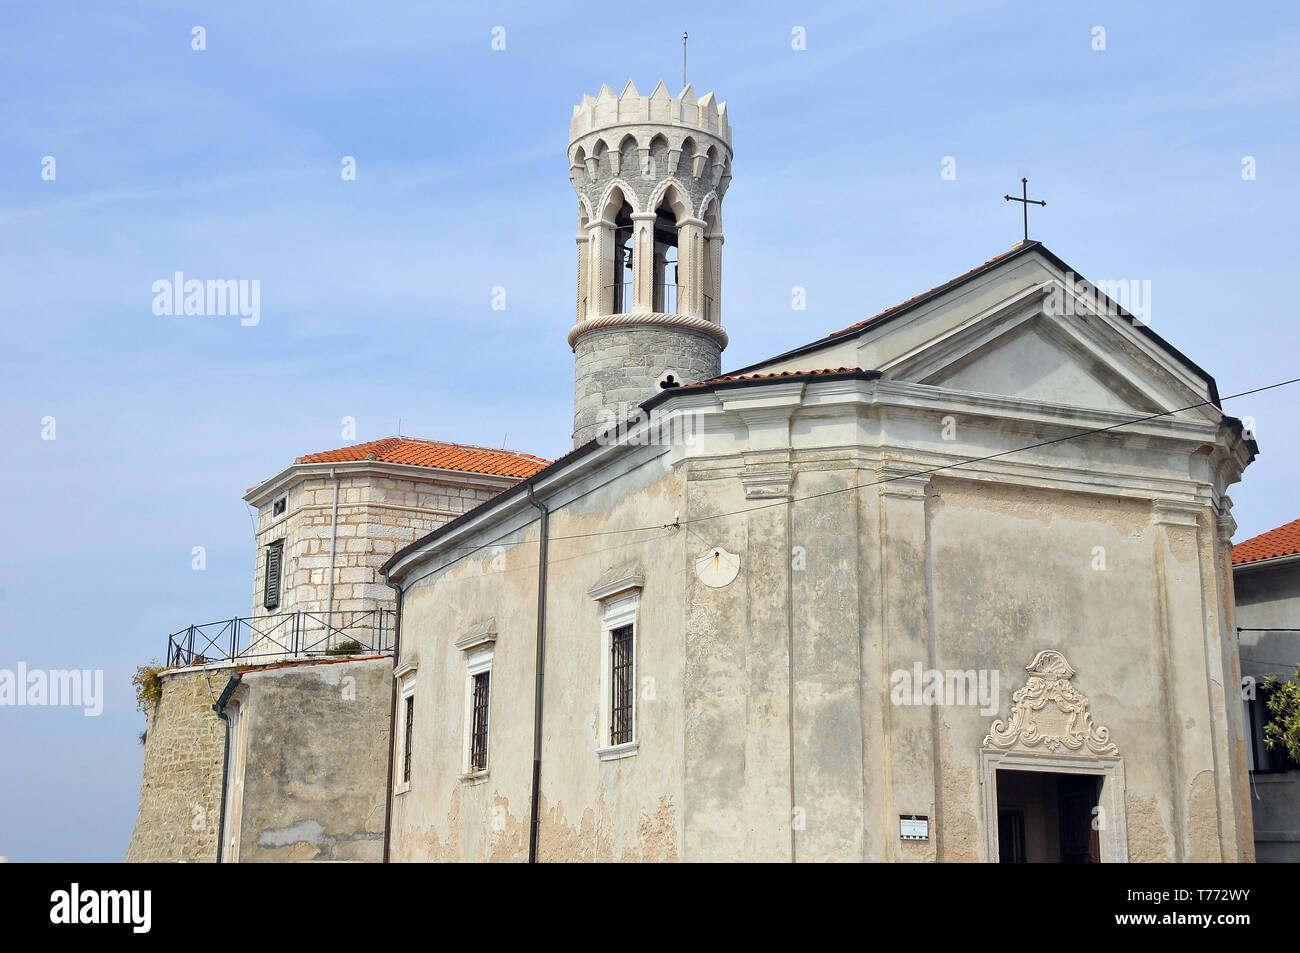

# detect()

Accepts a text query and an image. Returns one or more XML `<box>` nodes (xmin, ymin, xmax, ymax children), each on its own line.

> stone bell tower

<box><xmin>567</xmin><ymin>80</ymin><xmax>733</xmax><ymax>446</ymax></box>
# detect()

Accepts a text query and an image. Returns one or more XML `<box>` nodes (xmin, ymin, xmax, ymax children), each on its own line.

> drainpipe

<box><xmin>325</xmin><ymin>467</ymin><xmax>341</xmax><ymax>639</ymax></box>
<box><xmin>526</xmin><ymin>484</ymin><xmax>550</xmax><ymax>864</ymax></box>
<box><xmin>212</xmin><ymin>671</ymin><xmax>243</xmax><ymax>864</ymax></box>
<box><xmin>381</xmin><ymin>570</ymin><xmax>403</xmax><ymax>864</ymax></box>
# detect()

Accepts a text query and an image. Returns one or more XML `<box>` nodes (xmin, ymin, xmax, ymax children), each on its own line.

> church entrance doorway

<box><xmin>995</xmin><ymin>768</ymin><xmax>1100</xmax><ymax>862</ymax></box>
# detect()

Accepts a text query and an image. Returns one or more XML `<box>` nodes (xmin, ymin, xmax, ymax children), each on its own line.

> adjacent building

<box><xmin>1233</xmin><ymin>517</ymin><xmax>1300</xmax><ymax>862</ymax></box>
<box><xmin>127</xmin><ymin>439</ymin><xmax>546</xmax><ymax>862</ymax></box>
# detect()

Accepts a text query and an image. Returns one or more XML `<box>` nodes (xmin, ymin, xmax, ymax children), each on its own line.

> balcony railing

<box><xmin>601</xmin><ymin>282</ymin><xmax>715</xmax><ymax>321</ymax></box>
<box><xmin>165</xmin><ymin>609</ymin><xmax>396</xmax><ymax>668</ymax></box>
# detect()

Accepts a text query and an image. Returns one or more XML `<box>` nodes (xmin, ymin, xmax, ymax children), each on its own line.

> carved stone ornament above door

<box><xmin>982</xmin><ymin>649</ymin><xmax>1119</xmax><ymax>756</ymax></box>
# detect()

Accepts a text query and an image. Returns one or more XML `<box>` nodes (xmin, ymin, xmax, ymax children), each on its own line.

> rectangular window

<box><xmin>593</xmin><ymin>588</ymin><xmax>640</xmax><ymax>760</ymax></box>
<box><xmin>402</xmin><ymin>694</ymin><xmax>415</xmax><ymax>783</ymax></box>
<box><xmin>470</xmin><ymin>671</ymin><xmax>491</xmax><ymax>772</ymax></box>
<box><xmin>610</xmin><ymin>624</ymin><xmax>634</xmax><ymax>746</ymax></box>
<box><xmin>263</xmin><ymin>540</ymin><xmax>284</xmax><ymax>610</ymax></box>
<box><xmin>1247</xmin><ymin>684</ymin><xmax>1298</xmax><ymax>773</ymax></box>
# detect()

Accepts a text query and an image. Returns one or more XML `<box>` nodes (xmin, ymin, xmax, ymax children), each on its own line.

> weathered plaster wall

<box><xmin>925</xmin><ymin>480</ymin><xmax>1164</xmax><ymax>860</ymax></box>
<box><xmin>1234</xmin><ymin>560</ymin><xmax>1300</xmax><ymax>862</ymax></box>
<box><xmin>126</xmin><ymin>665</ymin><xmax>233</xmax><ymax>862</ymax></box>
<box><xmin>389</xmin><ymin>432</ymin><xmax>1251</xmax><ymax>861</ymax></box>
<box><xmin>230</xmin><ymin>656</ymin><xmax>391</xmax><ymax>862</ymax></box>
<box><xmin>391</xmin><ymin>453</ymin><xmax>686</xmax><ymax>862</ymax></box>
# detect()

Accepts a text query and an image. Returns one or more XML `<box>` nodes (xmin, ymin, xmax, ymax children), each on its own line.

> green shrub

<box><xmin>326</xmin><ymin>639</ymin><xmax>364</xmax><ymax>656</ymax></box>
<box><xmin>132</xmin><ymin>663</ymin><xmax>165</xmax><ymax>714</ymax></box>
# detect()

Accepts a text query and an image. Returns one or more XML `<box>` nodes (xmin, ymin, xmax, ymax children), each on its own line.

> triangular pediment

<box><xmin>727</xmin><ymin>245</ymin><xmax>1221</xmax><ymax>423</ymax></box>
<box><xmin>916</xmin><ymin>312</ymin><xmax>1162</xmax><ymax>414</ymax></box>
<box><xmin>866</xmin><ymin>260</ymin><xmax>1219</xmax><ymax>422</ymax></box>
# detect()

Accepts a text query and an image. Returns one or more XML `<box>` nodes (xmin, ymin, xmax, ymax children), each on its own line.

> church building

<box><xmin>378</xmin><ymin>81</ymin><xmax>1258</xmax><ymax>862</ymax></box>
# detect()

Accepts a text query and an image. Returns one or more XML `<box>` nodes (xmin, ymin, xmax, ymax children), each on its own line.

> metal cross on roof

<box><xmin>1004</xmin><ymin>177</ymin><xmax>1046</xmax><ymax>242</ymax></box>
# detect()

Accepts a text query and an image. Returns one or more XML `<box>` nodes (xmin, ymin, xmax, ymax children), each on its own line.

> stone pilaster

<box><xmin>1150</xmin><ymin>499</ymin><xmax>1222</xmax><ymax>861</ymax></box>
<box><xmin>876</xmin><ymin>464</ymin><xmax>937</xmax><ymax>861</ymax></box>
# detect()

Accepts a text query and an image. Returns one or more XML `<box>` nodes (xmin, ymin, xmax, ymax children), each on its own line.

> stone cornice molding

<box><xmin>876</xmin><ymin>462</ymin><xmax>930</xmax><ymax>500</ymax></box>
<box><xmin>453</xmin><ymin>619</ymin><xmax>497</xmax><ymax>653</ymax></box>
<box><xmin>244</xmin><ymin>459</ymin><xmax>518</xmax><ymax>507</ymax></box>
<box><xmin>1214</xmin><ymin>496</ymin><xmax>1237</xmax><ymax>546</ymax></box>
<box><xmin>1151</xmin><ymin>498</ymin><xmax>1202</xmax><ymax>530</ymax></box>
<box><xmin>741</xmin><ymin>467</ymin><xmax>795</xmax><ymax>500</ymax></box>
<box><xmin>568</xmin><ymin>311</ymin><xmax>728</xmax><ymax>350</ymax></box>
<box><xmin>587</xmin><ymin>565</ymin><xmax>645</xmax><ymax>602</ymax></box>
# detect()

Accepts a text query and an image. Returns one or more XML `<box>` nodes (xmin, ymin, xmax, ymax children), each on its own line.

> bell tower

<box><xmin>568</xmin><ymin>80</ymin><xmax>733</xmax><ymax>446</ymax></box>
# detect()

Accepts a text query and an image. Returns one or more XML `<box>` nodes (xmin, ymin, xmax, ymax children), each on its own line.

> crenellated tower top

<box><xmin>569</xmin><ymin>80</ymin><xmax>732</xmax><ymax>149</ymax></box>
<box><xmin>567</xmin><ymin>80</ymin><xmax>734</xmax><ymax>446</ymax></box>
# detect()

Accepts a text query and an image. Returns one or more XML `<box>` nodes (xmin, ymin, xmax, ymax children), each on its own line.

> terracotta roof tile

<box><xmin>708</xmin><ymin>367</ymin><xmax>863</xmax><ymax>383</ymax></box>
<box><xmin>834</xmin><ymin>246</ymin><xmax>1024</xmax><ymax>335</ymax></box>
<box><xmin>294</xmin><ymin>437</ymin><xmax>549</xmax><ymax>479</ymax></box>
<box><xmin>1232</xmin><ymin>518</ymin><xmax>1300</xmax><ymax>566</ymax></box>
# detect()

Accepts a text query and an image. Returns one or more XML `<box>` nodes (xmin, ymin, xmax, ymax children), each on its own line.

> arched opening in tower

<box><xmin>653</xmin><ymin>203</ymin><xmax>679</xmax><ymax>314</ymax></box>
<box><xmin>612</xmin><ymin>202</ymin><xmax>634</xmax><ymax>313</ymax></box>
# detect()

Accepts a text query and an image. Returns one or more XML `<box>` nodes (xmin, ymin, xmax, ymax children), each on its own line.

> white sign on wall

<box><xmin>900</xmin><ymin>815</ymin><xmax>929</xmax><ymax>841</ymax></box>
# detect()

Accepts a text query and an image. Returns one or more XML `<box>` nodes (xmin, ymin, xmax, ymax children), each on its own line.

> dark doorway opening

<box><xmin>996</xmin><ymin>769</ymin><xmax>1101</xmax><ymax>863</ymax></box>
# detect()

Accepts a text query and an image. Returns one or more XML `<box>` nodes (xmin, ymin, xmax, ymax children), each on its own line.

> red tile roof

<box><xmin>708</xmin><ymin>367</ymin><xmax>863</xmax><ymax>383</ymax></box>
<box><xmin>1233</xmin><ymin>518</ymin><xmax>1300</xmax><ymax>566</ymax></box>
<box><xmin>294</xmin><ymin>437</ymin><xmax>549</xmax><ymax>479</ymax></box>
<box><xmin>834</xmin><ymin>246</ymin><xmax>1024</xmax><ymax>335</ymax></box>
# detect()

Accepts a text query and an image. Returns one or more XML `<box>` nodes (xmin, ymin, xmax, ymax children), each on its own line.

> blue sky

<box><xmin>1</xmin><ymin>1</ymin><xmax>1296</xmax><ymax>861</ymax></box>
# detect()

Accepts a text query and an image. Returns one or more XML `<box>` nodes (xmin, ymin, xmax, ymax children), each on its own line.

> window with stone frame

<box><xmin>469</xmin><ymin>671</ymin><xmax>490</xmax><ymax>772</ymax></box>
<box><xmin>610</xmin><ymin>624</ymin><xmax>635</xmax><ymax>746</ymax></box>
<box><xmin>402</xmin><ymin>693</ymin><xmax>415</xmax><ymax>783</ymax></box>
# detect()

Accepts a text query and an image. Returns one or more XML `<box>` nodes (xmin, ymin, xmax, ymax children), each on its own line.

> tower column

<box><xmin>677</xmin><ymin>217</ymin><xmax>706</xmax><ymax>319</ymax></box>
<box><xmin>630</xmin><ymin>212</ymin><xmax>658</xmax><ymax>313</ymax></box>
<box><xmin>585</xmin><ymin>218</ymin><xmax>613</xmax><ymax>316</ymax></box>
<box><xmin>575</xmin><ymin>229</ymin><xmax>589</xmax><ymax>325</ymax></box>
<box><xmin>705</xmin><ymin>232</ymin><xmax>723</xmax><ymax>324</ymax></box>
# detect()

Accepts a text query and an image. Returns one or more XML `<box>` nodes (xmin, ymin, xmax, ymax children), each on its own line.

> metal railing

<box><xmin>166</xmin><ymin>609</ymin><xmax>396</xmax><ymax>668</ymax></box>
<box><xmin>606</xmin><ymin>280</ymin><xmax>634</xmax><ymax>313</ymax></box>
<box><xmin>602</xmin><ymin>282</ymin><xmax>715</xmax><ymax>321</ymax></box>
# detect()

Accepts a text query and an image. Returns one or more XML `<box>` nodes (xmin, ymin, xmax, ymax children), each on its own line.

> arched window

<box><xmin>653</xmin><ymin>204</ymin><xmax>679</xmax><ymax>313</ymax></box>
<box><xmin>612</xmin><ymin>201</ymin><xmax>633</xmax><ymax>312</ymax></box>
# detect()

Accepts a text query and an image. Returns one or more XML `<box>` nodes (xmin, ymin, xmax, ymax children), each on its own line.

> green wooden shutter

<box><xmin>264</xmin><ymin>541</ymin><xmax>284</xmax><ymax>610</ymax></box>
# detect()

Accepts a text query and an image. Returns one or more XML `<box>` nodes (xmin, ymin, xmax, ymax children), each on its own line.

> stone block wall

<box><xmin>573</xmin><ymin>326</ymin><xmax>720</xmax><ymax>445</ymax></box>
<box><xmin>251</xmin><ymin>470</ymin><xmax>504</xmax><ymax>628</ymax></box>
<box><xmin>125</xmin><ymin>665</ymin><xmax>234</xmax><ymax>862</ymax></box>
